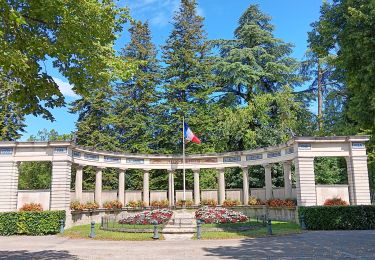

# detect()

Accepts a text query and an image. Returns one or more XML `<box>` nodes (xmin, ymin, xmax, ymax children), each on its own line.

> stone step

<box><xmin>162</xmin><ymin>228</ymin><xmax>196</xmax><ymax>234</ymax></box>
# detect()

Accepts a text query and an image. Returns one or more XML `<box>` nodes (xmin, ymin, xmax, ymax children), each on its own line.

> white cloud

<box><xmin>53</xmin><ymin>77</ymin><xmax>79</xmax><ymax>98</ymax></box>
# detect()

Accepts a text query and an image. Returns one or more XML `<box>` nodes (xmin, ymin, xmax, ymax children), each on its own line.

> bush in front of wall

<box><xmin>298</xmin><ymin>205</ymin><xmax>375</xmax><ymax>230</ymax></box>
<box><xmin>19</xmin><ymin>203</ymin><xmax>43</xmax><ymax>212</ymax></box>
<box><xmin>176</xmin><ymin>199</ymin><xmax>193</xmax><ymax>207</ymax></box>
<box><xmin>222</xmin><ymin>199</ymin><xmax>241</xmax><ymax>207</ymax></box>
<box><xmin>323</xmin><ymin>197</ymin><xmax>349</xmax><ymax>206</ymax></box>
<box><xmin>103</xmin><ymin>200</ymin><xmax>123</xmax><ymax>209</ymax></box>
<box><xmin>0</xmin><ymin>210</ymin><xmax>65</xmax><ymax>236</ymax></box>
<box><xmin>200</xmin><ymin>199</ymin><xmax>217</xmax><ymax>207</ymax></box>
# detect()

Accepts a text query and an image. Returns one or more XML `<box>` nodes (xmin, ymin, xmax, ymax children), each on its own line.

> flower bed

<box><xmin>266</xmin><ymin>199</ymin><xmax>296</xmax><ymax>207</ymax></box>
<box><xmin>118</xmin><ymin>209</ymin><xmax>173</xmax><ymax>225</ymax></box>
<box><xmin>195</xmin><ymin>206</ymin><xmax>248</xmax><ymax>224</ymax></box>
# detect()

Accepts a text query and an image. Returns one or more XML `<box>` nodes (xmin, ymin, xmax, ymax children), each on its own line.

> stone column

<box><xmin>143</xmin><ymin>170</ymin><xmax>150</xmax><ymax>206</ymax></box>
<box><xmin>242</xmin><ymin>167</ymin><xmax>249</xmax><ymax>205</ymax></box>
<box><xmin>50</xmin><ymin>161</ymin><xmax>72</xmax><ymax>210</ymax></box>
<box><xmin>193</xmin><ymin>169</ymin><xmax>200</xmax><ymax>205</ymax></box>
<box><xmin>168</xmin><ymin>170</ymin><xmax>175</xmax><ymax>206</ymax></box>
<box><xmin>283</xmin><ymin>161</ymin><xmax>293</xmax><ymax>199</ymax></box>
<box><xmin>95</xmin><ymin>167</ymin><xmax>103</xmax><ymax>207</ymax></box>
<box><xmin>75</xmin><ymin>165</ymin><xmax>83</xmax><ymax>202</ymax></box>
<box><xmin>346</xmin><ymin>156</ymin><xmax>371</xmax><ymax>205</ymax></box>
<box><xmin>0</xmin><ymin>161</ymin><xmax>19</xmax><ymax>212</ymax></box>
<box><xmin>118</xmin><ymin>169</ymin><xmax>125</xmax><ymax>206</ymax></box>
<box><xmin>217</xmin><ymin>168</ymin><xmax>226</xmax><ymax>205</ymax></box>
<box><xmin>171</xmin><ymin>171</ymin><xmax>175</xmax><ymax>205</ymax></box>
<box><xmin>264</xmin><ymin>164</ymin><xmax>272</xmax><ymax>200</ymax></box>
<box><xmin>294</xmin><ymin>157</ymin><xmax>316</xmax><ymax>206</ymax></box>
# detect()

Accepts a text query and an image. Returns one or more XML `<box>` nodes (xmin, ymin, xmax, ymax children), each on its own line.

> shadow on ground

<box><xmin>0</xmin><ymin>250</ymin><xmax>79</xmax><ymax>260</ymax></box>
<box><xmin>202</xmin><ymin>231</ymin><xmax>375</xmax><ymax>259</ymax></box>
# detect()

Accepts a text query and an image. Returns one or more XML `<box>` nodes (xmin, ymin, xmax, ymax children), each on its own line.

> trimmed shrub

<box><xmin>176</xmin><ymin>199</ymin><xmax>193</xmax><ymax>207</ymax></box>
<box><xmin>323</xmin><ymin>197</ymin><xmax>349</xmax><ymax>206</ymax></box>
<box><xmin>70</xmin><ymin>201</ymin><xmax>85</xmax><ymax>211</ymax></box>
<box><xmin>222</xmin><ymin>199</ymin><xmax>241</xmax><ymax>207</ymax></box>
<box><xmin>150</xmin><ymin>200</ymin><xmax>169</xmax><ymax>208</ymax></box>
<box><xmin>84</xmin><ymin>201</ymin><xmax>99</xmax><ymax>210</ymax></box>
<box><xmin>0</xmin><ymin>210</ymin><xmax>65</xmax><ymax>236</ymax></box>
<box><xmin>126</xmin><ymin>200</ymin><xmax>146</xmax><ymax>208</ymax></box>
<box><xmin>299</xmin><ymin>205</ymin><xmax>375</xmax><ymax>230</ymax></box>
<box><xmin>200</xmin><ymin>199</ymin><xmax>217</xmax><ymax>207</ymax></box>
<box><xmin>103</xmin><ymin>200</ymin><xmax>123</xmax><ymax>209</ymax></box>
<box><xmin>248</xmin><ymin>196</ymin><xmax>264</xmax><ymax>206</ymax></box>
<box><xmin>19</xmin><ymin>203</ymin><xmax>43</xmax><ymax>212</ymax></box>
<box><xmin>266</xmin><ymin>199</ymin><xmax>296</xmax><ymax>207</ymax></box>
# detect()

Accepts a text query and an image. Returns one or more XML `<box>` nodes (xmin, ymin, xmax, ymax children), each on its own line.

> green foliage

<box><xmin>0</xmin><ymin>210</ymin><xmax>65</xmax><ymax>235</ymax></box>
<box><xmin>299</xmin><ymin>206</ymin><xmax>375</xmax><ymax>230</ymax></box>
<box><xmin>314</xmin><ymin>157</ymin><xmax>347</xmax><ymax>184</ymax></box>
<box><xmin>18</xmin><ymin>161</ymin><xmax>51</xmax><ymax>190</ymax></box>
<box><xmin>0</xmin><ymin>0</ymin><xmax>135</xmax><ymax>120</ymax></box>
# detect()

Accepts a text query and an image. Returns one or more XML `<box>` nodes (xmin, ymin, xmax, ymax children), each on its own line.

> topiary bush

<box><xmin>323</xmin><ymin>197</ymin><xmax>349</xmax><ymax>206</ymax></box>
<box><xmin>19</xmin><ymin>203</ymin><xmax>43</xmax><ymax>212</ymax></box>
<box><xmin>103</xmin><ymin>200</ymin><xmax>123</xmax><ymax>209</ymax></box>
<box><xmin>222</xmin><ymin>199</ymin><xmax>241</xmax><ymax>207</ymax></box>
<box><xmin>0</xmin><ymin>210</ymin><xmax>65</xmax><ymax>236</ymax></box>
<box><xmin>299</xmin><ymin>205</ymin><xmax>375</xmax><ymax>230</ymax></box>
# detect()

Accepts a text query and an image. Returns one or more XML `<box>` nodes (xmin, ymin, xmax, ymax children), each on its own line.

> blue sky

<box><xmin>22</xmin><ymin>0</ymin><xmax>323</xmax><ymax>140</ymax></box>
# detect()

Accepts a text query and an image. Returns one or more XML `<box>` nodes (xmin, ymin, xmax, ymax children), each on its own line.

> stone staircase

<box><xmin>162</xmin><ymin>210</ymin><xmax>196</xmax><ymax>240</ymax></box>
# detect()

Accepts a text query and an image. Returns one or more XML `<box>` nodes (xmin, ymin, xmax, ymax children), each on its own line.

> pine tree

<box><xmin>160</xmin><ymin>0</ymin><xmax>216</xmax><ymax>154</ymax></box>
<box><xmin>113</xmin><ymin>21</ymin><xmax>160</xmax><ymax>153</ymax></box>
<box><xmin>213</xmin><ymin>5</ymin><xmax>304</xmax><ymax>150</ymax></box>
<box><xmin>213</xmin><ymin>5</ymin><xmax>301</xmax><ymax>105</ymax></box>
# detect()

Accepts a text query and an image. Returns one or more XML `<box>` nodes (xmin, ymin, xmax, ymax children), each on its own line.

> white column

<box><xmin>294</xmin><ymin>157</ymin><xmax>316</xmax><ymax>206</ymax></box>
<box><xmin>193</xmin><ymin>169</ymin><xmax>200</xmax><ymax>205</ymax></box>
<box><xmin>143</xmin><ymin>170</ymin><xmax>150</xmax><ymax>206</ymax></box>
<box><xmin>118</xmin><ymin>169</ymin><xmax>125</xmax><ymax>206</ymax></box>
<box><xmin>242</xmin><ymin>167</ymin><xmax>249</xmax><ymax>205</ymax></box>
<box><xmin>346</xmin><ymin>156</ymin><xmax>371</xmax><ymax>205</ymax></box>
<box><xmin>171</xmin><ymin>171</ymin><xmax>175</xmax><ymax>205</ymax></box>
<box><xmin>218</xmin><ymin>168</ymin><xmax>226</xmax><ymax>205</ymax></box>
<box><xmin>264</xmin><ymin>164</ymin><xmax>272</xmax><ymax>200</ymax></box>
<box><xmin>95</xmin><ymin>167</ymin><xmax>103</xmax><ymax>207</ymax></box>
<box><xmin>168</xmin><ymin>170</ymin><xmax>174</xmax><ymax>206</ymax></box>
<box><xmin>0</xmin><ymin>162</ymin><xmax>19</xmax><ymax>212</ymax></box>
<box><xmin>283</xmin><ymin>161</ymin><xmax>293</xmax><ymax>199</ymax></box>
<box><xmin>75</xmin><ymin>165</ymin><xmax>83</xmax><ymax>202</ymax></box>
<box><xmin>51</xmin><ymin>161</ymin><xmax>72</xmax><ymax>210</ymax></box>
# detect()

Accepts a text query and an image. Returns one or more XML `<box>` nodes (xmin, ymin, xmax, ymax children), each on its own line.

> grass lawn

<box><xmin>61</xmin><ymin>224</ymin><xmax>163</xmax><ymax>241</ymax></box>
<box><xmin>105</xmin><ymin>221</ymin><xmax>164</xmax><ymax>230</ymax></box>
<box><xmin>195</xmin><ymin>221</ymin><xmax>301</xmax><ymax>240</ymax></box>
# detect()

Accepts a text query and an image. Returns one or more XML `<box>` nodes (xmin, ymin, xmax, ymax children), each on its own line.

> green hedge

<box><xmin>0</xmin><ymin>210</ymin><xmax>65</xmax><ymax>235</ymax></box>
<box><xmin>298</xmin><ymin>206</ymin><xmax>375</xmax><ymax>230</ymax></box>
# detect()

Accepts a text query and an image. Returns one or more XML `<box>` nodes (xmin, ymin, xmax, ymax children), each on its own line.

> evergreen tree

<box><xmin>161</xmin><ymin>0</ymin><xmax>216</xmax><ymax>154</ymax></box>
<box><xmin>212</xmin><ymin>5</ymin><xmax>305</xmax><ymax>151</ymax></box>
<box><xmin>113</xmin><ymin>21</ymin><xmax>160</xmax><ymax>153</ymax></box>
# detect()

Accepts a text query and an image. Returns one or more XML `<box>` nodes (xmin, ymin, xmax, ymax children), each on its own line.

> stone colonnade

<box><xmin>73</xmin><ymin>162</ymin><xmax>295</xmax><ymax>207</ymax></box>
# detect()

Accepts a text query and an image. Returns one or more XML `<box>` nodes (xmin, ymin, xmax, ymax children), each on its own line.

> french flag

<box><xmin>184</xmin><ymin>122</ymin><xmax>201</xmax><ymax>144</ymax></box>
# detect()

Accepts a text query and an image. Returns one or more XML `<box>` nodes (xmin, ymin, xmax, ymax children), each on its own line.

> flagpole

<box><xmin>182</xmin><ymin>116</ymin><xmax>186</xmax><ymax>201</ymax></box>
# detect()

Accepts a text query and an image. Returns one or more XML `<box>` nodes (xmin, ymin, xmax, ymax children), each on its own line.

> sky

<box><xmin>22</xmin><ymin>0</ymin><xmax>323</xmax><ymax>140</ymax></box>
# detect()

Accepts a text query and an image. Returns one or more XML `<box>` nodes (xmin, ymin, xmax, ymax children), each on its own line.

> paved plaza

<box><xmin>0</xmin><ymin>230</ymin><xmax>374</xmax><ymax>259</ymax></box>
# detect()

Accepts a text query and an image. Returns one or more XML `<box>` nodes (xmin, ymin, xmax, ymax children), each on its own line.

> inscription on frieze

<box><xmin>150</xmin><ymin>158</ymin><xmax>217</xmax><ymax>164</ymax></box>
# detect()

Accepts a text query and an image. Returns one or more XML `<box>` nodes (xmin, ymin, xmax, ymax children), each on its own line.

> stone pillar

<box><xmin>50</xmin><ymin>161</ymin><xmax>72</xmax><ymax>210</ymax></box>
<box><xmin>346</xmin><ymin>156</ymin><xmax>371</xmax><ymax>205</ymax></box>
<box><xmin>294</xmin><ymin>157</ymin><xmax>316</xmax><ymax>206</ymax></box>
<box><xmin>242</xmin><ymin>167</ymin><xmax>249</xmax><ymax>205</ymax></box>
<box><xmin>193</xmin><ymin>169</ymin><xmax>200</xmax><ymax>205</ymax></box>
<box><xmin>75</xmin><ymin>165</ymin><xmax>83</xmax><ymax>202</ymax></box>
<box><xmin>283</xmin><ymin>161</ymin><xmax>293</xmax><ymax>199</ymax></box>
<box><xmin>0</xmin><ymin>162</ymin><xmax>19</xmax><ymax>212</ymax></box>
<box><xmin>264</xmin><ymin>164</ymin><xmax>272</xmax><ymax>200</ymax></box>
<box><xmin>95</xmin><ymin>167</ymin><xmax>103</xmax><ymax>207</ymax></box>
<box><xmin>168</xmin><ymin>170</ymin><xmax>175</xmax><ymax>206</ymax></box>
<box><xmin>217</xmin><ymin>168</ymin><xmax>226</xmax><ymax>205</ymax></box>
<box><xmin>118</xmin><ymin>169</ymin><xmax>125</xmax><ymax>206</ymax></box>
<box><xmin>143</xmin><ymin>170</ymin><xmax>150</xmax><ymax>206</ymax></box>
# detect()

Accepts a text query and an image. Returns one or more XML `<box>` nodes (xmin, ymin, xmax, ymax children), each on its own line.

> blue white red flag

<box><xmin>184</xmin><ymin>122</ymin><xmax>201</xmax><ymax>144</ymax></box>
